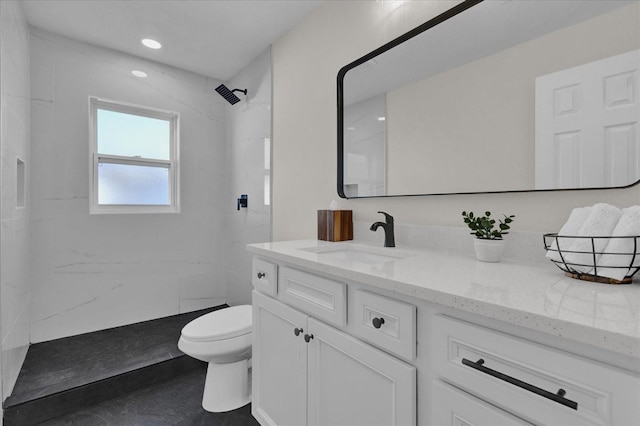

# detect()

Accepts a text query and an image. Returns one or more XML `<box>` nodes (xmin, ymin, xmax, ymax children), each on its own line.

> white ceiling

<box><xmin>22</xmin><ymin>0</ymin><xmax>323</xmax><ymax>81</ymax></box>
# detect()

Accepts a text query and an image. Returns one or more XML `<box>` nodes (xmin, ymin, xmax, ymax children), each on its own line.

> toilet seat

<box><xmin>181</xmin><ymin>305</ymin><xmax>252</xmax><ymax>342</ymax></box>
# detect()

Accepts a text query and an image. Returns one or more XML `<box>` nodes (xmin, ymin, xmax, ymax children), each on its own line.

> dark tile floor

<box><xmin>6</xmin><ymin>307</ymin><xmax>222</xmax><ymax>407</ymax></box>
<box><xmin>40</xmin><ymin>366</ymin><xmax>260</xmax><ymax>426</ymax></box>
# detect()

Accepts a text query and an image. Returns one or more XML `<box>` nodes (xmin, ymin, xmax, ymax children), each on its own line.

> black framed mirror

<box><xmin>337</xmin><ymin>0</ymin><xmax>640</xmax><ymax>198</ymax></box>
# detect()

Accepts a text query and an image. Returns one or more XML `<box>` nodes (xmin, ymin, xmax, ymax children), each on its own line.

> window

<box><xmin>89</xmin><ymin>97</ymin><xmax>179</xmax><ymax>213</ymax></box>
<box><xmin>264</xmin><ymin>138</ymin><xmax>271</xmax><ymax>206</ymax></box>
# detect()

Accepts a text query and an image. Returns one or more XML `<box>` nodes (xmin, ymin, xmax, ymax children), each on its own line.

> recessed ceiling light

<box><xmin>376</xmin><ymin>0</ymin><xmax>404</xmax><ymax>5</ymax></box>
<box><xmin>377</xmin><ymin>116</ymin><xmax>386</xmax><ymax>121</ymax></box>
<box><xmin>141</xmin><ymin>38</ymin><xmax>162</xmax><ymax>49</ymax></box>
<box><xmin>131</xmin><ymin>70</ymin><xmax>148</xmax><ymax>78</ymax></box>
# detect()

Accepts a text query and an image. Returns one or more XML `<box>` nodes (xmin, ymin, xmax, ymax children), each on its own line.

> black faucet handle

<box><xmin>377</xmin><ymin>211</ymin><xmax>394</xmax><ymax>223</ymax></box>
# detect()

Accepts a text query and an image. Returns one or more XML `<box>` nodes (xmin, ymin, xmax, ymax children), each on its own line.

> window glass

<box><xmin>98</xmin><ymin>162</ymin><xmax>170</xmax><ymax>205</ymax></box>
<box><xmin>97</xmin><ymin>109</ymin><xmax>170</xmax><ymax>160</ymax></box>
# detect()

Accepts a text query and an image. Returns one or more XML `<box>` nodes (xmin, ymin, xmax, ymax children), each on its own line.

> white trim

<box><xmin>97</xmin><ymin>153</ymin><xmax>171</xmax><ymax>167</ymax></box>
<box><xmin>90</xmin><ymin>204</ymin><xmax>179</xmax><ymax>215</ymax></box>
<box><xmin>91</xmin><ymin>96</ymin><xmax>178</xmax><ymax>121</ymax></box>
<box><xmin>89</xmin><ymin>96</ymin><xmax>180</xmax><ymax>214</ymax></box>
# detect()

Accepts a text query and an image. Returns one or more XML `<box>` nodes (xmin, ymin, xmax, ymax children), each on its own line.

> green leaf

<box><xmin>463</xmin><ymin>210</ymin><xmax>514</xmax><ymax>238</ymax></box>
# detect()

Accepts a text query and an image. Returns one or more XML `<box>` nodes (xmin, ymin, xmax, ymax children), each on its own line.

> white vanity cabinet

<box><xmin>249</xmin><ymin>242</ymin><xmax>640</xmax><ymax>426</ymax></box>
<box><xmin>252</xmin><ymin>257</ymin><xmax>278</xmax><ymax>296</ymax></box>
<box><xmin>430</xmin><ymin>315</ymin><xmax>640</xmax><ymax>426</ymax></box>
<box><xmin>430</xmin><ymin>380</ymin><xmax>533</xmax><ymax>426</ymax></box>
<box><xmin>252</xmin><ymin>271</ymin><xmax>416</xmax><ymax>426</ymax></box>
<box><xmin>252</xmin><ymin>290</ymin><xmax>308</xmax><ymax>426</ymax></box>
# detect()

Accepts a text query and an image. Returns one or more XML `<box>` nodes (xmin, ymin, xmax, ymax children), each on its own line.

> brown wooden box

<box><xmin>318</xmin><ymin>210</ymin><xmax>353</xmax><ymax>242</ymax></box>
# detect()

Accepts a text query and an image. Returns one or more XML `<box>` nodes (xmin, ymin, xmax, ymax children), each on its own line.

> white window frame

<box><xmin>89</xmin><ymin>97</ymin><xmax>180</xmax><ymax>214</ymax></box>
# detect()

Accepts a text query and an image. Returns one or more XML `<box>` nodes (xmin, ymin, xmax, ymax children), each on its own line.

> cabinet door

<box><xmin>307</xmin><ymin>318</ymin><xmax>416</xmax><ymax>426</ymax></box>
<box><xmin>431</xmin><ymin>380</ymin><xmax>533</xmax><ymax>426</ymax></box>
<box><xmin>252</xmin><ymin>291</ymin><xmax>308</xmax><ymax>426</ymax></box>
<box><xmin>535</xmin><ymin>49</ymin><xmax>640</xmax><ymax>189</ymax></box>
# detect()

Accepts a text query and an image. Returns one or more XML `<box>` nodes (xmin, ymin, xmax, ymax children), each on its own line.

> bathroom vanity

<box><xmin>249</xmin><ymin>240</ymin><xmax>640</xmax><ymax>426</ymax></box>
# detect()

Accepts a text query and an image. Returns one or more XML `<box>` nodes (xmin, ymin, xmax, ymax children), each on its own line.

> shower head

<box><xmin>215</xmin><ymin>84</ymin><xmax>247</xmax><ymax>105</ymax></box>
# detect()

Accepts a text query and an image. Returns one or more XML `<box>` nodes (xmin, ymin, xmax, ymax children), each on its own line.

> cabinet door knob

<box><xmin>372</xmin><ymin>317</ymin><xmax>385</xmax><ymax>329</ymax></box>
<box><xmin>304</xmin><ymin>334</ymin><xmax>314</xmax><ymax>343</ymax></box>
<box><xmin>257</xmin><ymin>272</ymin><xmax>265</xmax><ymax>279</ymax></box>
<box><xmin>294</xmin><ymin>327</ymin><xmax>303</xmax><ymax>336</ymax></box>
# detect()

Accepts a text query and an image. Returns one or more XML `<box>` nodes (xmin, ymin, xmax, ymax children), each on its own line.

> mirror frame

<box><xmin>336</xmin><ymin>0</ymin><xmax>640</xmax><ymax>199</ymax></box>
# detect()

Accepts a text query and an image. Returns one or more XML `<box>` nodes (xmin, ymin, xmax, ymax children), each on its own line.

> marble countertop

<box><xmin>247</xmin><ymin>239</ymin><xmax>640</xmax><ymax>358</ymax></box>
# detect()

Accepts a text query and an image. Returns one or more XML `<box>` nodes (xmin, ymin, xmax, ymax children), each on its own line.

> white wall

<box><xmin>271</xmin><ymin>0</ymin><xmax>640</xmax><ymax>242</ymax></box>
<box><xmin>225</xmin><ymin>49</ymin><xmax>272</xmax><ymax>306</ymax></box>
<box><xmin>29</xmin><ymin>29</ymin><xmax>228</xmax><ymax>342</ymax></box>
<box><xmin>0</xmin><ymin>0</ymin><xmax>31</xmax><ymax>400</ymax></box>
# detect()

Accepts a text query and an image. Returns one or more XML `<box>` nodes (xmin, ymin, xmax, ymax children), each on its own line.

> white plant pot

<box><xmin>473</xmin><ymin>238</ymin><xmax>506</xmax><ymax>263</ymax></box>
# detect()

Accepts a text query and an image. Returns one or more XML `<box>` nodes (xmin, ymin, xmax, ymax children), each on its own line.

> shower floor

<box><xmin>2</xmin><ymin>306</ymin><xmax>225</xmax><ymax>425</ymax></box>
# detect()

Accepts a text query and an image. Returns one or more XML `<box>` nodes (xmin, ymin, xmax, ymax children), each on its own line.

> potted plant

<box><xmin>462</xmin><ymin>211</ymin><xmax>515</xmax><ymax>262</ymax></box>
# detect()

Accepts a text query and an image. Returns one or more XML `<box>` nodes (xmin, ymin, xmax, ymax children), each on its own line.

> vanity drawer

<box><xmin>252</xmin><ymin>258</ymin><xmax>278</xmax><ymax>296</ymax></box>
<box><xmin>432</xmin><ymin>315</ymin><xmax>640</xmax><ymax>426</ymax></box>
<box><xmin>352</xmin><ymin>290</ymin><xmax>416</xmax><ymax>361</ymax></box>
<box><xmin>430</xmin><ymin>380</ymin><xmax>532</xmax><ymax>426</ymax></box>
<box><xmin>278</xmin><ymin>267</ymin><xmax>346</xmax><ymax>327</ymax></box>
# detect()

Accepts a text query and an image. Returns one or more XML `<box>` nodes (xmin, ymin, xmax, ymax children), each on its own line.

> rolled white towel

<box><xmin>546</xmin><ymin>206</ymin><xmax>592</xmax><ymax>263</ymax></box>
<box><xmin>596</xmin><ymin>206</ymin><xmax>640</xmax><ymax>281</ymax></box>
<box><xmin>563</xmin><ymin>203</ymin><xmax>622</xmax><ymax>273</ymax></box>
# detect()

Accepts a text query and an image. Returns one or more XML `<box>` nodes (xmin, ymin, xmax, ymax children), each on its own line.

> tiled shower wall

<box><xmin>225</xmin><ymin>49</ymin><xmax>272</xmax><ymax>306</ymax></box>
<box><xmin>0</xmin><ymin>3</ymin><xmax>272</xmax><ymax>401</ymax></box>
<box><xmin>0</xmin><ymin>0</ymin><xmax>31</xmax><ymax>400</ymax></box>
<box><xmin>29</xmin><ymin>29</ymin><xmax>229</xmax><ymax>343</ymax></box>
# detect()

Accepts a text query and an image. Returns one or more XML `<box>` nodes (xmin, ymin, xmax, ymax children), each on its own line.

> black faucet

<box><xmin>370</xmin><ymin>211</ymin><xmax>395</xmax><ymax>247</ymax></box>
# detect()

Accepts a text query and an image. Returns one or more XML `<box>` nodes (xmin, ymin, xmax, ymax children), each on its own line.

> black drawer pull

<box><xmin>257</xmin><ymin>272</ymin><xmax>265</xmax><ymax>279</ymax></box>
<box><xmin>372</xmin><ymin>317</ymin><xmax>385</xmax><ymax>329</ymax></box>
<box><xmin>461</xmin><ymin>358</ymin><xmax>578</xmax><ymax>410</ymax></box>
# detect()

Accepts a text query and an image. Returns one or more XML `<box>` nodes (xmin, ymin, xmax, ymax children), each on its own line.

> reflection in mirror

<box><xmin>343</xmin><ymin>94</ymin><xmax>386</xmax><ymax>197</ymax></box>
<box><xmin>338</xmin><ymin>0</ymin><xmax>640</xmax><ymax>198</ymax></box>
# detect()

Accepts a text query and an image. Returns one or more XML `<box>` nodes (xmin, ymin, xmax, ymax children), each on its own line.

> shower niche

<box><xmin>17</xmin><ymin>157</ymin><xmax>25</xmax><ymax>208</ymax></box>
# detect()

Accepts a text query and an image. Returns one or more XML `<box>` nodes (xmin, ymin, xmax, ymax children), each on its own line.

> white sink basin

<box><xmin>315</xmin><ymin>249</ymin><xmax>400</xmax><ymax>264</ymax></box>
<box><xmin>301</xmin><ymin>244</ymin><xmax>414</xmax><ymax>265</ymax></box>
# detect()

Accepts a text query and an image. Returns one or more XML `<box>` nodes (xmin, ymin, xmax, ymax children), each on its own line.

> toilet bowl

<box><xmin>178</xmin><ymin>305</ymin><xmax>252</xmax><ymax>412</ymax></box>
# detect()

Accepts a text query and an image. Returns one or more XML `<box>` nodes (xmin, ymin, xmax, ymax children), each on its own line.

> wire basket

<box><xmin>543</xmin><ymin>233</ymin><xmax>639</xmax><ymax>284</ymax></box>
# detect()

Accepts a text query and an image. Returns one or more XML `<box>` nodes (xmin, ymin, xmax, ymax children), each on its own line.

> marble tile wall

<box><xmin>29</xmin><ymin>29</ymin><xmax>228</xmax><ymax>343</ymax></box>
<box><xmin>224</xmin><ymin>49</ymin><xmax>272</xmax><ymax>306</ymax></box>
<box><xmin>0</xmin><ymin>0</ymin><xmax>31</xmax><ymax>400</ymax></box>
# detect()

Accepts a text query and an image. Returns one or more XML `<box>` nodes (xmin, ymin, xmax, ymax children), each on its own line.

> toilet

<box><xmin>178</xmin><ymin>305</ymin><xmax>252</xmax><ymax>412</ymax></box>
